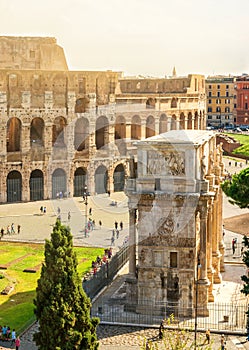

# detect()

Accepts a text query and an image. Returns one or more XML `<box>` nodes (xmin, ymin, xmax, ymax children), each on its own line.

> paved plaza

<box><xmin>0</xmin><ymin>156</ymin><xmax>249</xmax><ymax>348</ymax></box>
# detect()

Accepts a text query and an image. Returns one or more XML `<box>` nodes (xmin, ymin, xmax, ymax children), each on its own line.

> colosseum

<box><xmin>0</xmin><ymin>36</ymin><xmax>206</xmax><ymax>203</ymax></box>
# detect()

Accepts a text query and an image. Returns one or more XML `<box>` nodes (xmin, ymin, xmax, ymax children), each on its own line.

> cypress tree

<box><xmin>33</xmin><ymin>219</ymin><xmax>99</xmax><ymax>349</ymax></box>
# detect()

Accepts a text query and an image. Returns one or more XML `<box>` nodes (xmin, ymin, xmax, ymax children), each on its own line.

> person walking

<box><xmin>220</xmin><ymin>334</ymin><xmax>225</xmax><ymax>350</ymax></box>
<box><xmin>115</xmin><ymin>221</ymin><xmax>118</xmax><ymax>230</ymax></box>
<box><xmin>11</xmin><ymin>328</ymin><xmax>16</xmax><ymax>345</ymax></box>
<box><xmin>99</xmin><ymin>220</ymin><xmax>102</xmax><ymax>229</ymax></box>
<box><xmin>68</xmin><ymin>211</ymin><xmax>71</xmax><ymax>221</ymax></box>
<box><xmin>205</xmin><ymin>328</ymin><xmax>210</xmax><ymax>344</ymax></box>
<box><xmin>11</xmin><ymin>223</ymin><xmax>15</xmax><ymax>234</ymax></box>
<box><xmin>15</xmin><ymin>336</ymin><xmax>21</xmax><ymax>350</ymax></box>
<box><xmin>120</xmin><ymin>221</ymin><xmax>123</xmax><ymax>230</ymax></box>
<box><xmin>17</xmin><ymin>225</ymin><xmax>21</xmax><ymax>234</ymax></box>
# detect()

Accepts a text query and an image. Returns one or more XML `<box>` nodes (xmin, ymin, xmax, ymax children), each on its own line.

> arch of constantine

<box><xmin>125</xmin><ymin>130</ymin><xmax>225</xmax><ymax>316</ymax></box>
<box><xmin>0</xmin><ymin>36</ymin><xmax>206</xmax><ymax>203</ymax></box>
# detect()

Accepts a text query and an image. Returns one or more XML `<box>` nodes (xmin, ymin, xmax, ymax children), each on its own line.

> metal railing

<box><xmin>91</xmin><ymin>299</ymin><xmax>248</xmax><ymax>333</ymax></box>
<box><xmin>83</xmin><ymin>245</ymin><xmax>129</xmax><ymax>300</ymax></box>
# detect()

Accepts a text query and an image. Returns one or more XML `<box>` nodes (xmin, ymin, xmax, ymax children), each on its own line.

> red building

<box><xmin>235</xmin><ymin>75</ymin><xmax>249</xmax><ymax>125</ymax></box>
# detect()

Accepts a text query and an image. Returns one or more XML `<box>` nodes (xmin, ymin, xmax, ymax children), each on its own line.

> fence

<box><xmin>91</xmin><ymin>299</ymin><xmax>248</xmax><ymax>333</ymax></box>
<box><xmin>83</xmin><ymin>245</ymin><xmax>129</xmax><ymax>300</ymax></box>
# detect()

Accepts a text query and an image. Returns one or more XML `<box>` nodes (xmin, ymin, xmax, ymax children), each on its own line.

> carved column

<box><xmin>207</xmin><ymin>198</ymin><xmax>215</xmax><ymax>301</ymax></box>
<box><xmin>212</xmin><ymin>190</ymin><xmax>222</xmax><ymax>283</ymax></box>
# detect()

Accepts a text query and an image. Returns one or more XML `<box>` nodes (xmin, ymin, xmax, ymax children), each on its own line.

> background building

<box><xmin>206</xmin><ymin>76</ymin><xmax>236</xmax><ymax>128</ymax></box>
<box><xmin>0</xmin><ymin>36</ymin><xmax>206</xmax><ymax>203</ymax></box>
<box><xmin>234</xmin><ymin>74</ymin><xmax>249</xmax><ymax>126</ymax></box>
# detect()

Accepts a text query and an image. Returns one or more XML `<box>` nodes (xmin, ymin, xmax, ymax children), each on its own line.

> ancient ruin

<box><xmin>125</xmin><ymin>130</ymin><xmax>225</xmax><ymax>316</ymax></box>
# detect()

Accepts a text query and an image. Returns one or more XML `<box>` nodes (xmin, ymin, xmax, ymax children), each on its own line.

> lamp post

<box><xmin>83</xmin><ymin>184</ymin><xmax>88</xmax><ymax>237</ymax></box>
<box><xmin>194</xmin><ymin>255</ymin><xmax>201</xmax><ymax>349</ymax></box>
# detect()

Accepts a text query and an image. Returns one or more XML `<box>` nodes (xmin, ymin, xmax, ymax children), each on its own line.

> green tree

<box><xmin>221</xmin><ymin>167</ymin><xmax>249</xmax><ymax>208</ymax></box>
<box><xmin>33</xmin><ymin>219</ymin><xmax>99</xmax><ymax>350</ymax></box>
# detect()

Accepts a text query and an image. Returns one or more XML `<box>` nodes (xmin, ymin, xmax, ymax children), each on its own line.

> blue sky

<box><xmin>1</xmin><ymin>0</ymin><xmax>249</xmax><ymax>77</ymax></box>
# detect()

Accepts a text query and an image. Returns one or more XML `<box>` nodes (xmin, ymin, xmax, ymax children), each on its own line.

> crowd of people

<box><xmin>0</xmin><ymin>325</ymin><xmax>21</xmax><ymax>349</ymax></box>
<box><xmin>0</xmin><ymin>223</ymin><xmax>21</xmax><ymax>239</ymax></box>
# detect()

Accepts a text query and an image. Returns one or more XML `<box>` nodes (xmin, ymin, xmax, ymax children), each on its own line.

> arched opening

<box><xmin>30</xmin><ymin>118</ymin><xmax>44</xmax><ymax>147</ymax></box>
<box><xmin>159</xmin><ymin>114</ymin><xmax>168</xmax><ymax>134</ymax></box>
<box><xmin>131</xmin><ymin>115</ymin><xmax>141</xmax><ymax>140</ymax></box>
<box><xmin>74</xmin><ymin>167</ymin><xmax>87</xmax><ymax>196</ymax></box>
<box><xmin>95</xmin><ymin>165</ymin><xmax>108</xmax><ymax>194</ymax></box>
<box><xmin>146</xmin><ymin>98</ymin><xmax>156</xmax><ymax>109</ymax></box>
<box><xmin>171</xmin><ymin>98</ymin><xmax>177</xmax><ymax>108</ymax></box>
<box><xmin>7</xmin><ymin>117</ymin><xmax>21</xmax><ymax>152</ymax></box>
<box><xmin>52</xmin><ymin>168</ymin><xmax>67</xmax><ymax>199</ymax></box>
<box><xmin>96</xmin><ymin>116</ymin><xmax>109</xmax><ymax>150</ymax></box>
<box><xmin>74</xmin><ymin>117</ymin><xmax>89</xmax><ymax>151</ymax></box>
<box><xmin>113</xmin><ymin>164</ymin><xmax>125</xmax><ymax>192</ymax></box>
<box><xmin>187</xmin><ymin>113</ymin><xmax>192</xmax><ymax>129</ymax></box>
<box><xmin>171</xmin><ymin>115</ymin><xmax>177</xmax><ymax>130</ymax></box>
<box><xmin>146</xmin><ymin>116</ymin><xmax>155</xmax><ymax>138</ymax></box>
<box><xmin>52</xmin><ymin>116</ymin><xmax>67</xmax><ymax>147</ymax></box>
<box><xmin>7</xmin><ymin>170</ymin><xmax>22</xmax><ymax>202</ymax></box>
<box><xmin>75</xmin><ymin>97</ymin><xmax>90</xmax><ymax>113</ymax></box>
<box><xmin>115</xmin><ymin>116</ymin><xmax>126</xmax><ymax>140</ymax></box>
<box><xmin>179</xmin><ymin>113</ymin><xmax>185</xmax><ymax>130</ymax></box>
<box><xmin>30</xmin><ymin>169</ymin><xmax>44</xmax><ymax>201</ymax></box>
<box><xmin>194</xmin><ymin>112</ymin><xmax>199</xmax><ymax>130</ymax></box>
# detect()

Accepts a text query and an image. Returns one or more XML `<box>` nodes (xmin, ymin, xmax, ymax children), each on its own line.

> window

<box><xmin>208</xmin><ymin>85</ymin><xmax>212</xmax><ymax>89</ymax></box>
<box><xmin>170</xmin><ymin>252</ymin><xmax>177</xmax><ymax>268</ymax></box>
<box><xmin>208</xmin><ymin>99</ymin><xmax>212</xmax><ymax>104</ymax></box>
<box><xmin>226</xmin><ymin>91</ymin><xmax>229</xmax><ymax>97</ymax></box>
<box><xmin>234</xmin><ymin>103</ymin><xmax>237</xmax><ymax>108</ymax></box>
<box><xmin>216</xmin><ymin>99</ymin><xmax>221</xmax><ymax>104</ymax></box>
<box><xmin>217</xmin><ymin>91</ymin><xmax>220</xmax><ymax>97</ymax></box>
<box><xmin>226</xmin><ymin>85</ymin><xmax>229</xmax><ymax>89</ymax></box>
<box><xmin>216</xmin><ymin>107</ymin><xmax>221</xmax><ymax>113</ymax></box>
<box><xmin>217</xmin><ymin>85</ymin><xmax>220</xmax><ymax>89</ymax></box>
<box><xmin>245</xmin><ymin>103</ymin><xmax>248</xmax><ymax>110</ymax></box>
<box><xmin>225</xmin><ymin>107</ymin><xmax>230</xmax><ymax>113</ymax></box>
<box><xmin>208</xmin><ymin>115</ymin><xmax>212</xmax><ymax>119</ymax></box>
<box><xmin>208</xmin><ymin>107</ymin><xmax>212</xmax><ymax>112</ymax></box>
<box><xmin>208</xmin><ymin>92</ymin><xmax>212</xmax><ymax>97</ymax></box>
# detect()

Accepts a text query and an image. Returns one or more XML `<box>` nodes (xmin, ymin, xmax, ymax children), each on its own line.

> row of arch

<box><xmin>6</xmin><ymin>112</ymin><xmax>203</xmax><ymax>152</ymax></box>
<box><xmin>6</xmin><ymin>164</ymin><xmax>125</xmax><ymax>203</ymax></box>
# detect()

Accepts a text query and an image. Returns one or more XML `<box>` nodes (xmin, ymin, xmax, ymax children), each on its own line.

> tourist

<box><xmin>120</xmin><ymin>221</ymin><xmax>123</xmax><ymax>230</ymax></box>
<box><xmin>40</xmin><ymin>206</ymin><xmax>43</xmax><ymax>214</ymax></box>
<box><xmin>11</xmin><ymin>328</ymin><xmax>16</xmax><ymax>345</ymax></box>
<box><xmin>17</xmin><ymin>225</ymin><xmax>21</xmax><ymax>234</ymax></box>
<box><xmin>68</xmin><ymin>211</ymin><xmax>71</xmax><ymax>221</ymax></box>
<box><xmin>43</xmin><ymin>206</ymin><xmax>46</xmax><ymax>214</ymax></box>
<box><xmin>0</xmin><ymin>228</ymin><xmax>4</xmax><ymax>239</ymax></box>
<box><xmin>7</xmin><ymin>226</ymin><xmax>10</xmax><ymax>235</ymax></box>
<box><xmin>158</xmin><ymin>319</ymin><xmax>165</xmax><ymax>339</ymax></box>
<box><xmin>205</xmin><ymin>328</ymin><xmax>210</xmax><ymax>344</ymax></box>
<box><xmin>99</xmin><ymin>220</ymin><xmax>102</xmax><ymax>229</ymax></box>
<box><xmin>11</xmin><ymin>223</ymin><xmax>15</xmax><ymax>234</ymax></box>
<box><xmin>89</xmin><ymin>207</ymin><xmax>92</xmax><ymax>215</ymax></box>
<box><xmin>115</xmin><ymin>221</ymin><xmax>118</xmax><ymax>230</ymax></box>
<box><xmin>220</xmin><ymin>334</ymin><xmax>225</xmax><ymax>350</ymax></box>
<box><xmin>15</xmin><ymin>336</ymin><xmax>21</xmax><ymax>350</ymax></box>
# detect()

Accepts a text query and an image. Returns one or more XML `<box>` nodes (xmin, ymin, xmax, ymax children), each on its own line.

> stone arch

<box><xmin>95</xmin><ymin>165</ymin><xmax>108</xmax><ymax>194</ymax></box>
<box><xmin>113</xmin><ymin>163</ymin><xmax>125</xmax><ymax>192</ymax></box>
<box><xmin>74</xmin><ymin>117</ymin><xmax>89</xmax><ymax>151</ymax></box>
<box><xmin>52</xmin><ymin>116</ymin><xmax>67</xmax><ymax>147</ymax></box>
<box><xmin>30</xmin><ymin>117</ymin><xmax>44</xmax><ymax>147</ymax></box>
<box><xmin>146</xmin><ymin>98</ymin><xmax>156</xmax><ymax>109</ymax></box>
<box><xmin>7</xmin><ymin>170</ymin><xmax>22</xmax><ymax>202</ymax></box>
<box><xmin>30</xmin><ymin>169</ymin><xmax>44</xmax><ymax>201</ymax></box>
<box><xmin>146</xmin><ymin>115</ymin><xmax>155</xmax><ymax>138</ymax></box>
<box><xmin>187</xmin><ymin>113</ymin><xmax>193</xmax><ymax>129</ymax></box>
<box><xmin>52</xmin><ymin>168</ymin><xmax>67</xmax><ymax>199</ymax></box>
<box><xmin>179</xmin><ymin>113</ymin><xmax>185</xmax><ymax>130</ymax></box>
<box><xmin>74</xmin><ymin>167</ymin><xmax>87</xmax><ymax>197</ymax></box>
<box><xmin>131</xmin><ymin>115</ymin><xmax>141</xmax><ymax>140</ymax></box>
<box><xmin>75</xmin><ymin>97</ymin><xmax>90</xmax><ymax>113</ymax></box>
<box><xmin>159</xmin><ymin>114</ymin><xmax>168</xmax><ymax>134</ymax></box>
<box><xmin>96</xmin><ymin>116</ymin><xmax>109</xmax><ymax>150</ymax></box>
<box><xmin>171</xmin><ymin>97</ymin><xmax>177</xmax><ymax>108</ymax></box>
<box><xmin>171</xmin><ymin>115</ymin><xmax>177</xmax><ymax>130</ymax></box>
<box><xmin>7</xmin><ymin>117</ymin><xmax>21</xmax><ymax>152</ymax></box>
<box><xmin>115</xmin><ymin>115</ymin><xmax>126</xmax><ymax>140</ymax></box>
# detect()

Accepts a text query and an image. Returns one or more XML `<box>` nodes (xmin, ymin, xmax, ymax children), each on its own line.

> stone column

<box><xmin>154</xmin><ymin>119</ymin><xmax>160</xmax><ymax>135</ymax></box>
<box><xmin>218</xmin><ymin>188</ymin><xmax>225</xmax><ymax>272</ymax></box>
<box><xmin>88</xmin><ymin>121</ymin><xmax>96</xmax><ymax>157</ymax></box>
<box><xmin>141</xmin><ymin>119</ymin><xmax>146</xmax><ymax>139</ymax></box>
<box><xmin>207</xmin><ymin>198</ymin><xmax>215</xmax><ymax>301</ymax></box>
<box><xmin>126</xmin><ymin>122</ymin><xmax>131</xmax><ymax>139</ymax></box>
<box><xmin>197</xmin><ymin>202</ymin><xmax>210</xmax><ymax>316</ymax></box>
<box><xmin>212</xmin><ymin>191</ymin><xmax>222</xmax><ymax>284</ymax></box>
<box><xmin>129</xmin><ymin>207</ymin><xmax>137</xmax><ymax>275</ymax></box>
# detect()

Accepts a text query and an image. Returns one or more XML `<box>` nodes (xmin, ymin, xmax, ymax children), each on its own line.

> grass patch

<box><xmin>0</xmin><ymin>242</ymin><xmax>104</xmax><ymax>334</ymax></box>
<box><xmin>225</xmin><ymin>133</ymin><xmax>249</xmax><ymax>157</ymax></box>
